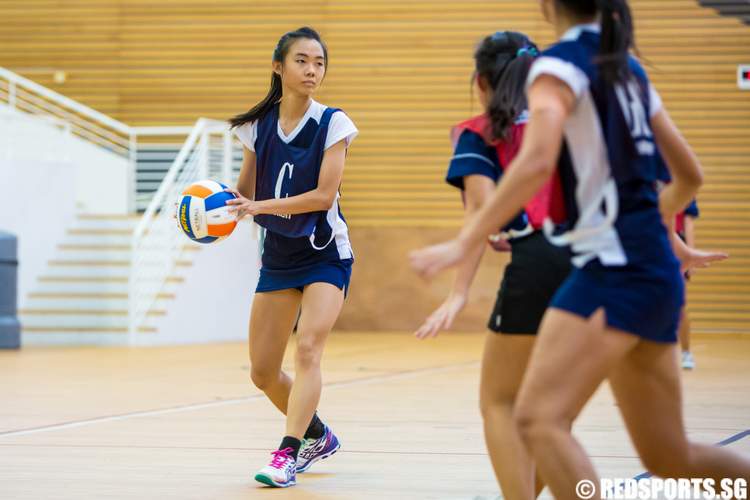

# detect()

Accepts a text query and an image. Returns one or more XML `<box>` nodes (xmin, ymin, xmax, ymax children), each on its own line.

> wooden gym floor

<box><xmin>0</xmin><ymin>332</ymin><xmax>748</xmax><ymax>499</ymax></box>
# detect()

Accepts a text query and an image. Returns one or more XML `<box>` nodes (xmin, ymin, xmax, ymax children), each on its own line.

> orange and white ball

<box><xmin>176</xmin><ymin>180</ymin><xmax>237</xmax><ymax>244</ymax></box>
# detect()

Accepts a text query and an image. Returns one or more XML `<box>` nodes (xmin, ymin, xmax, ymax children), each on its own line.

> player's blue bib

<box><xmin>253</xmin><ymin>105</ymin><xmax>340</xmax><ymax>238</ymax></box>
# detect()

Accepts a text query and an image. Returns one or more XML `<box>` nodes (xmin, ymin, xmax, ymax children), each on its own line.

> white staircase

<box><xmin>19</xmin><ymin>214</ymin><xmax>198</xmax><ymax>345</ymax></box>
<box><xmin>2</xmin><ymin>67</ymin><xmax>254</xmax><ymax>346</ymax></box>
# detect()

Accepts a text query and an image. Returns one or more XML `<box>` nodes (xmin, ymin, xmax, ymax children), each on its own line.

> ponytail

<box><xmin>554</xmin><ymin>0</ymin><xmax>635</xmax><ymax>84</ymax></box>
<box><xmin>596</xmin><ymin>0</ymin><xmax>634</xmax><ymax>84</ymax></box>
<box><xmin>475</xmin><ymin>31</ymin><xmax>538</xmax><ymax>141</ymax></box>
<box><xmin>229</xmin><ymin>26</ymin><xmax>328</xmax><ymax>129</ymax></box>
<box><xmin>487</xmin><ymin>47</ymin><xmax>537</xmax><ymax>140</ymax></box>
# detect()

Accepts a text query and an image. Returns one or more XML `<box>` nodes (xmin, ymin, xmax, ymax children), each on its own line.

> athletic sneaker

<box><xmin>254</xmin><ymin>447</ymin><xmax>297</xmax><ymax>487</ymax></box>
<box><xmin>681</xmin><ymin>351</ymin><xmax>696</xmax><ymax>370</ymax></box>
<box><xmin>296</xmin><ymin>424</ymin><xmax>340</xmax><ymax>473</ymax></box>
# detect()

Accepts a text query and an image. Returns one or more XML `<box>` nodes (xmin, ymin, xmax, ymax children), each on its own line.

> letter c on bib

<box><xmin>274</xmin><ymin>162</ymin><xmax>295</xmax><ymax>199</ymax></box>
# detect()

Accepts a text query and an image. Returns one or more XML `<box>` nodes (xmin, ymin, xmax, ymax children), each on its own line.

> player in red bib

<box><xmin>414</xmin><ymin>31</ymin><xmax>567</xmax><ymax>499</ymax></box>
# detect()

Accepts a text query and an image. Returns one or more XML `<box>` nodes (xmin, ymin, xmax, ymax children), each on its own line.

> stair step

<box><xmin>59</xmin><ymin>244</ymin><xmax>130</xmax><ymax>251</ymax></box>
<box><xmin>21</xmin><ymin>314</ymin><xmax>129</xmax><ymax>328</ymax></box>
<box><xmin>43</xmin><ymin>267</ymin><xmax>132</xmax><ymax>278</ymax></box>
<box><xmin>19</xmin><ymin>313</ymin><xmax>162</xmax><ymax>328</ymax></box>
<box><xmin>24</xmin><ymin>297</ymin><xmax>171</xmax><ymax>310</ymax></box>
<box><xmin>48</xmin><ymin>259</ymin><xmax>192</xmax><ymax>268</ymax></box>
<box><xmin>22</xmin><ymin>330</ymin><xmax>153</xmax><ymax>346</ymax></box>
<box><xmin>60</xmin><ymin>234</ymin><xmax>133</xmax><ymax>246</ymax></box>
<box><xmin>76</xmin><ymin>214</ymin><xmax>140</xmax><ymax>220</ymax></box>
<box><xmin>54</xmin><ymin>250</ymin><xmax>133</xmax><ymax>261</ymax></box>
<box><xmin>72</xmin><ymin>217</ymin><xmax>139</xmax><ymax>231</ymax></box>
<box><xmin>28</xmin><ymin>292</ymin><xmax>175</xmax><ymax>300</ymax></box>
<box><xmin>49</xmin><ymin>260</ymin><xmax>132</xmax><ymax>267</ymax></box>
<box><xmin>33</xmin><ymin>280</ymin><xmax>181</xmax><ymax>294</ymax></box>
<box><xmin>20</xmin><ymin>308</ymin><xmax>165</xmax><ymax>316</ymax></box>
<box><xmin>22</xmin><ymin>326</ymin><xmax>131</xmax><ymax>333</ymax></box>
<box><xmin>38</xmin><ymin>276</ymin><xmax>184</xmax><ymax>283</ymax></box>
<box><xmin>42</xmin><ymin>267</ymin><xmax>190</xmax><ymax>279</ymax></box>
<box><xmin>57</xmin><ymin>244</ymin><xmax>199</xmax><ymax>253</ymax></box>
<box><xmin>68</xmin><ymin>228</ymin><xmax>133</xmax><ymax>236</ymax></box>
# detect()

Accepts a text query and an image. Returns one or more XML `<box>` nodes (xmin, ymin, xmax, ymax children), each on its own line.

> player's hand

<box><xmin>410</xmin><ymin>238</ymin><xmax>468</xmax><ymax>281</ymax></box>
<box><xmin>488</xmin><ymin>233</ymin><xmax>511</xmax><ymax>252</ymax></box>
<box><xmin>414</xmin><ymin>293</ymin><xmax>467</xmax><ymax>340</ymax></box>
<box><xmin>224</xmin><ymin>188</ymin><xmax>259</xmax><ymax>219</ymax></box>
<box><xmin>680</xmin><ymin>247</ymin><xmax>728</xmax><ymax>273</ymax></box>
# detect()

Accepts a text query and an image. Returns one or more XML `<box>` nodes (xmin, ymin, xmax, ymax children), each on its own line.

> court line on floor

<box><xmin>0</xmin><ymin>360</ymin><xmax>480</xmax><ymax>439</ymax></box>
<box><xmin>630</xmin><ymin>428</ymin><xmax>750</xmax><ymax>481</ymax></box>
<box><xmin>474</xmin><ymin>430</ymin><xmax>750</xmax><ymax>500</ymax></box>
<box><xmin>598</xmin><ymin>427</ymin><xmax>750</xmax><ymax>500</ymax></box>
<box><xmin>0</xmin><ymin>442</ymin><xmax>644</xmax><ymax>460</ymax></box>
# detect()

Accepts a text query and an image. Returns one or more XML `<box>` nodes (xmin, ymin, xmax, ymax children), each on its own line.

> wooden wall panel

<box><xmin>1</xmin><ymin>0</ymin><xmax>748</xmax><ymax>332</ymax></box>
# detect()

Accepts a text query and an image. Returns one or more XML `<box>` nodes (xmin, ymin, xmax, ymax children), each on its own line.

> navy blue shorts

<box><xmin>550</xmin><ymin>256</ymin><xmax>684</xmax><ymax>343</ymax></box>
<box><xmin>256</xmin><ymin>258</ymin><xmax>353</xmax><ymax>296</ymax></box>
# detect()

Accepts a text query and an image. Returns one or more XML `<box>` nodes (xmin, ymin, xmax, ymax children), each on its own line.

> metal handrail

<box><xmin>128</xmin><ymin>119</ymin><xmax>238</xmax><ymax>340</ymax></box>
<box><xmin>0</xmin><ymin>67</ymin><xmax>130</xmax><ymax>134</ymax></box>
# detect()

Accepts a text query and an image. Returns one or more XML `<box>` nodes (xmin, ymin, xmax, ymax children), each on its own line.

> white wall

<box><xmin>74</xmin><ymin>144</ymin><xmax>130</xmax><ymax>215</ymax></box>
<box><xmin>138</xmin><ymin>221</ymin><xmax>261</xmax><ymax>346</ymax></box>
<box><xmin>0</xmin><ymin>107</ymin><xmax>131</xmax><ymax>304</ymax></box>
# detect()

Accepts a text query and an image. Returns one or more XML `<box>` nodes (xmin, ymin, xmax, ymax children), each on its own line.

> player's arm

<box><xmin>652</xmin><ymin>108</ymin><xmax>703</xmax><ymax>222</ymax></box>
<box><xmin>670</xmin><ymin>228</ymin><xmax>727</xmax><ymax>272</ymax></box>
<box><xmin>452</xmin><ymin>176</ymin><xmax>497</xmax><ymax>296</ymax></box>
<box><xmin>236</xmin><ymin>146</ymin><xmax>256</xmax><ymax>200</ymax></box>
<box><xmin>651</xmin><ymin>109</ymin><xmax>722</xmax><ymax>270</ymax></box>
<box><xmin>415</xmin><ymin>175</ymin><xmax>495</xmax><ymax>339</ymax></box>
<box><xmin>227</xmin><ymin>140</ymin><xmax>346</xmax><ymax>218</ymax></box>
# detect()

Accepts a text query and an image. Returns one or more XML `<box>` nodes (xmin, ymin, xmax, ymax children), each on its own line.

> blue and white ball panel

<box><xmin>178</xmin><ymin>194</ymin><xmax>207</xmax><ymax>239</ymax></box>
<box><xmin>177</xmin><ymin>179</ymin><xmax>238</xmax><ymax>244</ymax></box>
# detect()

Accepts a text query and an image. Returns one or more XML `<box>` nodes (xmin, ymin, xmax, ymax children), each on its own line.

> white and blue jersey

<box><xmin>529</xmin><ymin>23</ymin><xmax>684</xmax><ymax>342</ymax></box>
<box><xmin>233</xmin><ymin>100</ymin><xmax>357</xmax><ymax>294</ymax></box>
<box><xmin>530</xmin><ymin>23</ymin><xmax>667</xmax><ymax>267</ymax></box>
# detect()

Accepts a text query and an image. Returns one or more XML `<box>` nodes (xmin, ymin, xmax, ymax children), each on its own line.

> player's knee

<box><xmin>250</xmin><ymin>365</ymin><xmax>279</xmax><ymax>390</ymax></box>
<box><xmin>513</xmin><ymin>403</ymin><xmax>557</xmax><ymax>447</ymax></box>
<box><xmin>479</xmin><ymin>386</ymin><xmax>514</xmax><ymax>420</ymax></box>
<box><xmin>513</xmin><ymin>406</ymin><xmax>539</xmax><ymax>445</ymax></box>
<box><xmin>295</xmin><ymin>338</ymin><xmax>323</xmax><ymax>370</ymax></box>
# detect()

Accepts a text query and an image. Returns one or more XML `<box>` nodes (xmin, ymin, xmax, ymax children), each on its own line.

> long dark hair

<box><xmin>229</xmin><ymin>27</ymin><xmax>328</xmax><ymax>129</ymax></box>
<box><xmin>556</xmin><ymin>0</ymin><xmax>635</xmax><ymax>84</ymax></box>
<box><xmin>474</xmin><ymin>31</ymin><xmax>539</xmax><ymax>141</ymax></box>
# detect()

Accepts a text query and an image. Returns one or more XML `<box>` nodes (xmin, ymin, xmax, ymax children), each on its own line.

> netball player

<box><xmin>414</xmin><ymin>31</ymin><xmax>567</xmax><ymax>499</ymax></box>
<box><xmin>227</xmin><ymin>27</ymin><xmax>357</xmax><ymax>488</ymax></box>
<box><xmin>677</xmin><ymin>199</ymin><xmax>700</xmax><ymax>369</ymax></box>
